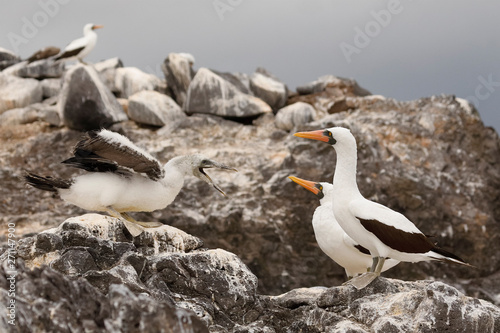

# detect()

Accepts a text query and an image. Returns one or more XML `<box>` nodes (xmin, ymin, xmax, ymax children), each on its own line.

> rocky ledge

<box><xmin>1</xmin><ymin>214</ymin><xmax>499</xmax><ymax>332</ymax></box>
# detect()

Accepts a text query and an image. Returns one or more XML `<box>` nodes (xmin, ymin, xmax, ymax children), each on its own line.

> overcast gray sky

<box><xmin>1</xmin><ymin>1</ymin><xmax>499</xmax><ymax>133</ymax></box>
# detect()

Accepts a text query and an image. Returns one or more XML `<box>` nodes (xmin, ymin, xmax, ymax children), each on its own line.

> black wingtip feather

<box><xmin>24</xmin><ymin>172</ymin><xmax>71</xmax><ymax>192</ymax></box>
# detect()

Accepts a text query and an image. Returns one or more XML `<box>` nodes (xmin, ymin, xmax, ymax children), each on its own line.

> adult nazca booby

<box><xmin>25</xmin><ymin>129</ymin><xmax>236</xmax><ymax>236</ymax></box>
<box><xmin>55</xmin><ymin>23</ymin><xmax>103</xmax><ymax>63</ymax></box>
<box><xmin>289</xmin><ymin>176</ymin><xmax>400</xmax><ymax>279</ymax></box>
<box><xmin>294</xmin><ymin>127</ymin><xmax>471</xmax><ymax>288</ymax></box>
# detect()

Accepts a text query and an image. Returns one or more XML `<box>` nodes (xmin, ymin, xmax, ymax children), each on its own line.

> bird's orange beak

<box><xmin>294</xmin><ymin>129</ymin><xmax>330</xmax><ymax>143</ymax></box>
<box><xmin>288</xmin><ymin>176</ymin><xmax>320</xmax><ymax>195</ymax></box>
<box><xmin>92</xmin><ymin>25</ymin><xmax>104</xmax><ymax>30</ymax></box>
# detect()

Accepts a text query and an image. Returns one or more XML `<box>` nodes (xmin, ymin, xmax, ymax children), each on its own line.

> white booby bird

<box><xmin>25</xmin><ymin>129</ymin><xmax>236</xmax><ymax>236</ymax></box>
<box><xmin>55</xmin><ymin>23</ymin><xmax>103</xmax><ymax>63</ymax></box>
<box><xmin>294</xmin><ymin>127</ymin><xmax>471</xmax><ymax>288</ymax></box>
<box><xmin>289</xmin><ymin>176</ymin><xmax>400</xmax><ymax>279</ymax></box>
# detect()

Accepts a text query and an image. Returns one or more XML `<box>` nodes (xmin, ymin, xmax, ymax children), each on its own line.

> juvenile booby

<box><xmin>26</xmin><ymin>46</ymin><xmax>60</xmax><ymax>63</ymax></box>
<box><xmin>25</xmin><ymin>129</ymin><xmax>236</xmax><ymax>236</ymax></box>
<box><xmin>294</xmin><ymin>127</ymin><xmax>471</xmax><ymax>288</ymax></box>
<box><xmin>289</xmin><ymin>176</ymin><xmax>399</xmax><ymax>279</ymax></box>
<box><xmin>55</xmin><ymin>23</ymin><xmax>103</xmax><ymax>63</ymax></box>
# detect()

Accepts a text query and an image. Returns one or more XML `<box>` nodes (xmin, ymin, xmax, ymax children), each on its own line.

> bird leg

<box><xmin>370</xmin><ymin>256</ymin><xmax>380</xmax><ymax>272</ymax></box>
<box><xmin>119</xmin><ymin>212</ymin><xmax>163</xmax><ymax>228</ymax></box>
<box><xmin>345</xmin><ymin>256</ymin><xmax>384</xmax><ymax>290</ymax></box>
<box><xmin>105</xmin><ymin>207</ymin><xmax>145</xmax><ymax>237</ymax></box>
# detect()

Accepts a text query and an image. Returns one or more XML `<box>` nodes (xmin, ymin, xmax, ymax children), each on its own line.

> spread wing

<box><xmin>62</xmin><ymin>129</ymin><xmax>164</xmax><ymax>180</ymax></box>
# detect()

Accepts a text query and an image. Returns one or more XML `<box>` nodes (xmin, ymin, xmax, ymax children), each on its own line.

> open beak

<box><xmin>92</xmin><ymin>25</ymin><xmax>104</xmax><ymax>30</ymax></box>
<box><xmin>288</xmin><ymin>176</ymin><xmax>320</xmax><ymax>196</ymax></box>
<box><xmin>294</xmin><ymin>129</ymin><xmax>330</xmax><ymax>143</ymax></box>
<box><xmin>199</xmin><ymin>161</ymin><xmax>237</xmax><ymax>197</ymax></box>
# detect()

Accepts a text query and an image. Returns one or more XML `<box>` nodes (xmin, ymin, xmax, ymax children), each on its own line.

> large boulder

<box><xmin>59</xmin><ymin>64</ymin><xmax>127</xmax><ymax>131</ymax></box>
<box><xmin>16</xmin><ymin>60</ymin><xmax>65</xmax><ymax>79</ymax></box>
<box><xmin>291</xmin><ymin>75</ymin><xmax>372</xmax><ymax>116</ymax></box>
<box><xmin>275</xmin><ymin>101</ymin><xmax>317</xmax><ymax>131</ymax></box>
<box><xmin>0</xmin><ymin>47</ymin><xmax>21</xmax><ymax>70</ymax></box>
<box><xmin>128</xmin><ymin>90</ymin><xmax>186</xmax><ymax>127</ymax></box>
<box><xmin>162</xmin><ymin>53</ymin><xmax>195</xmax><ymax>107</ymax></box>
<box><xmin>93</xmin><ymin>57</ymin><xmax>124</xmax><ymax>92</ymax></box>
<box><xmin>185</xmin><ymin>67</ymin><xmax>272</xmax><ymax>117</ymax></box>
<box><xmin>114</xmin><ymin>67</ymin><xmax>166</xmax><ymax>98</ymax></box>
<box><xmin>0</xmin><ymin>73</ymin><xmax>42</xmax><ymax>114</ymax></box>
<box><xmin>249</xmin><ymin>68</ymin><xmax>287</xmax><ymax>111</ymax></box>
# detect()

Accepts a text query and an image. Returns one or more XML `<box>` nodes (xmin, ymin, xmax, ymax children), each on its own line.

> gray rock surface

<box><xmin>41</xmin><ymin>78</ymin><xmax>62</xmax><ymax>98</ymax></box>
<box><xmin>0</xmin><ymin>73</ymin><xmax>42</xmax><ymax>114</ymax></box>
<box><xmin>58</xmin><ymin>64</ymin><xmax>127</xmax><ymax>131</ymax></box>
<box><xmin>249</xmin><ymin>69</ymin><xmax>287</xmax><ymax>111</ymax></box>
<box><xmin>185</xmin><ymin>67</ymin><xmax>272</xmax><ymax>117</ymax></box>
<box><xmin>128</xmin><ymin>90</ymin><xmax>186</xmax><ymax>127</ymax></box>
<box><xmin>114</xmin><ymin>67</ymin><xmax>166</xmax><ymax>98</ymax></box>
<box><xmin>292</xmin><ymin>75</ymin><xmax>372</xmax><ymax>116</ymax></box>
<box><xmin>1</xmin><ymin>214</ymin><xmax>499</xmax><ymax>332</ymax></box>
<box><xmin>0</xmin><ymin>47</ymin><xmax>20</xmax><ymax>70</ymax></box>
<box><xmin>275</xmin><ymin>101</ymin><xmax>316</xmax><ymax>131</ymax></box>
<box><xmin>93</xmin><ymin>57</ymin><xmax>124</xmax><ymax>92</ymax></box>
<box><xmin>16</xmin><ymin>59</ymin><xmax>65</xmax><ymax>79</ymax></box>
<box><xmin>162</xmin><ymin>52</ymin><xmax>195</xmax><ymax>107</ymax></box>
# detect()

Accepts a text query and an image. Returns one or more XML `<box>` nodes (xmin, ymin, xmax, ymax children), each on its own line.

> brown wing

<box><xmin>55</xmin><ymin>46</ymin><xmax>85</xmax><ymax>60</ymax></box>
<box><xmin>71</xmin><ymin>130</ymin><xmax>164</xmax><ymax>180</ymax></box>
<box><xmin>358</xmin><ymin>218</ymin><xmax>435</xmax><ymax>254</ymax></box>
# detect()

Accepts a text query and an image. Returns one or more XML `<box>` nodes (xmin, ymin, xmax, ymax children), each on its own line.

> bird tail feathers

<box><xmin>24</xmin><ymin>172</ymin><xmax>72</xmax><ymax>193</ymax></box>
<box><xmin>430</xmin><ymin>246</ymin><xmax>474</xmax><ymax>268</ymax></box>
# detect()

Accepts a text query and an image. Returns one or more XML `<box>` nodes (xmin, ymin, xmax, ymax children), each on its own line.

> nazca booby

<box><xmin>55</xmin><ymin>23</ymin><xmax>103</xmax><ymax>63</ymax></box>
<box><xmin>294</xmin><ymin>127</ymin><xmax>471</xmax><ymax>288</ymax></box>
<box><xmin>25</xmin><ymin>129</ymin><xmax>236</xmax><ymax>236</ymax></box>
<box><xmin>289</xmin><ymin>176</ymin><xmax>400</xmax><ymax>278</ymax></box>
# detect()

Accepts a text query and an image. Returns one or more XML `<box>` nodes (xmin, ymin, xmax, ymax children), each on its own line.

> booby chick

<box><xmin>294</xmin><ymin>127</ymin><xmax>471</xmax><ymax>289</ymax></box>
<box><xmin>289</xmin><ymin>176</ymin><xmax>399</xmax><ymax>279</ymax></box>
<box><xmin>55</xmin><ymin>23</ymin><xmax>103</xmax><ymax>63</ymax></box>
<box><xmin>25</xmin><ymin>129</ymin><xmax>236</xmax><ymax>236</ymax></box>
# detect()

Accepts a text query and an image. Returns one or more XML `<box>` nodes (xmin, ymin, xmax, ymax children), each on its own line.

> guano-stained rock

<box><xmin>185</xmin><ymin>67</ymin><xmax>272</xmax><ymax>117</ymax></box>
<box><xmin>162</xmin><ymin>52</ymin><xmax>195</xmax><ymax>107</ymax></box>
<box><xmin>58</xmin><ymin>64</ymin><xmax>127</xmax><ymax>131</ymax></box>
<box><xmin>0</xmin><ymin>73</ymin><xmax>42</xmax><ymax>114</ymax></box>
<box><xmin>128</xmin><ymin>90</ymin><xmax>186</xmax><ymax>127</ymax></box>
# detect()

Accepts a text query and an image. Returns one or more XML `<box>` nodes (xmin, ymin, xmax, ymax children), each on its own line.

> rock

<box><xmin>41</xmin><ymin>78</ymin><xmax>62</xmax><ymax>98</ymax></box>
<box><xmin>275</xmin><ymin>102</ymin><xmax>316</xmax><ymax>131</ymax></box>
<box><xmin>16</xmin><ymin>59</ymin><xmax>65</xmax><ymax>79</ymax></box>
<box><xmin>214</xmin><ymin>70</ymin><xmax>253</xmax><ymax>95</ymax></box>
<box><xmin>291</xmin><ymin>75</ymin><xmax>372</xmax><ymax>116</ymax></box>
<box><xmin>128</xmin><ymin>90</ymin><xmax>186</xmax><ymax>127</ymax></box>
<box><xmin>2</xmin><ymin>214</ymin><xmax>499</xmax><ymax>332</ymax></box>
<box><xmin>162</xmin><ymin>53</ymin><xmax>195</xmax><ymax>107</ymax></box>
<box><xmin>93</xmin><ymin>57</ymin><xmax>124</xmax><ymax>92</ymax></box>
<box><xmin>0</xmin><ymin>260</ymin><xmax>208</xmax><ymax>332</ymax></box>
<box><xmin>296</xmin><ymin>75</ymin><xmax>371</xmax><ymax>96</ymax></box>
<box><xmin>249</xmin><ymin>69</ymin><xmax>287</xmax><ymax>111</ymax></box>
<box><xmin>0</xmin><ymin>73</ymin><xmax>42</xmax><ymax>114</ymax></box>
<box><xmin>0</xmin><ymin>101</ymin><xmax>60</xmax><ymax>127</ymax></box>
<box><xmin>185</xmin><ymin>67</ymin><xmax>272</xmax><ymax>117</ymax></box>
<box><xmin>59</xmin><ymin>64</ymin><xmax>127</xmax><ymax>131</ymax></box>
<box><xmin>0</xmin><ymin>47</ymin><xmax>21</xmax><ymax>70</ymax></box>
<box><xmin>114</xmin><ymin>67</ymin><xmax>165</xmax><ymax>98</ymax></box>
